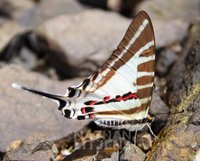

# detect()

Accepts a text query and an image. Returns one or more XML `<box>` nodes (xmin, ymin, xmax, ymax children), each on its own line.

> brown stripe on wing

<box><xmin>137</xmin><ymin>76</ymin><xmax>154</xmax><ymax>85</ymax></box>
<box><xmin>140</xmin><ymin>46</ymin><xmax>155</xmax><ymax>56</ymax></box>
<box><xmin>138</xmin><ymin>60</ymin><xmax>155</xmax><ymax>72</ymax></box>
<box><xmin>91</xmin><ymin>69</ymin><xmax>115</xmax><ymax>92</ymax></box>
<box><xmin>96</xmin><ymin>102</ymin><xmax>150</xmax><ymax>115</ymax></box>
<box><xmin>137</xmin><ymin>87</ymin><xmax>153</xmax><ymax>99</ymax></box>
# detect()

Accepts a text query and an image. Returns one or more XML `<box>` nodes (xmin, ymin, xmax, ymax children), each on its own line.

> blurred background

<box><xmin>0</xmin><ymin>0</ymin><xmax>199</xmax><ymax>161</ymax></box>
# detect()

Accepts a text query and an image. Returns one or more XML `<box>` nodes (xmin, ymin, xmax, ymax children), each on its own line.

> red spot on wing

<box><xmin>116</xmin><ymin>93</ymin><xmax>138</xmax><ymax>101</ymax></box>
<box><xmin>123</xmin><ymin>93</ymin><xmax>138</xmax><ymax>100</ymax></box>
<box><xmin>90</xmin><ymin>101</ymin><xmax>97</xmax><ymax>105</ymax></box>
<box><xmin>132</xmin><ymin>93</ymin><xmax>138</xmax><ymax>99</ymax></box>
<box><xmin>116</xmin><ymin>96</ymin><xmax>123</xmax><ymax>101</ymax></box>
<box><xmin>81</xmin><ymin>107</ymin><xmax>85</xmax><ymax>114</ymax></box>
<box><xmin>103</xmin><ymin>96</ymin><xmax>110</xmax><ymax>102</ymax></box>
<box><xmin>89</xmin><ymin>114</ymin><xmax>94</xmax><ymax>119</ymax></box>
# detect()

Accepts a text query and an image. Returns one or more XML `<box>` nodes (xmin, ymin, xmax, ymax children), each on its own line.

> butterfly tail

<box><xmin>12</xmin><ymin>83</ymin><xmax>67</xmax><ymax>110</ymax></box>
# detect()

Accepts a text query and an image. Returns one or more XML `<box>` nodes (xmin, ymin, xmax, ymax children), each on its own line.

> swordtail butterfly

<box><xmin>12</xmin><ymin>11</ymin><xmax>156</xmax><ymax>131</ymax></box>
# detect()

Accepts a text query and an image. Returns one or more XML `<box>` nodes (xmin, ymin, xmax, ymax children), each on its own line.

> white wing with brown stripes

<box><xmin>12</xmin><ymin>11</ymin><xmax>156</xmax><ymax>131</ymax></box>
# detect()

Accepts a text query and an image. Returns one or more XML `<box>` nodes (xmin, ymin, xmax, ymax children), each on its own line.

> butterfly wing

<box><xmin>71</xmin><ymin>11</ymin><xmax>155</xmax><ymax>120</ymax></box>
<box><xmin>12</xmin><ymin>11</ymin><xmax>155</xmax><ymax>129</ymax></box>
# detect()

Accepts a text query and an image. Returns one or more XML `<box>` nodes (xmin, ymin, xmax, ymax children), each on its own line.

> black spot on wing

<box><xmin>85</xmin><ymin>107</ymin><xmax>94</xmax><ymax>113</ymax></box>
<box><xmin>63</xmin><ymin>109</ymin><xmax>71</xmax><ymax>118</ymax></box>
<box><xmin>82</xmin><ymin>78</ymin><xmax>90</xmax><ymax>89</ymax></box>
<box><xmin>122</xmin><ymin>92</ymin><xmax>132</xmax><ymax>98</ymax></box>
<box><xmin>92</xmin><ymin>71</ymin><xmax>98</xmax><ymax>81</ymax></box>
<box><xmin>106</xmin><ymin>99</ymin><xmax>119</xmax><ymax>103</ymax></box>
<box><xmin>68</xmin><ymin>87</ymin><xmax>76</xmax><ymax>97</ymax></box>
<box><xmin>58</xmin><ymin>100</ymin><xmax>67</xmax><ymax>110</ymax></box>
<box><xmin>77</xmin><ymin>116</ymin><xmax>86</xmax><ymax>120</ymax></box>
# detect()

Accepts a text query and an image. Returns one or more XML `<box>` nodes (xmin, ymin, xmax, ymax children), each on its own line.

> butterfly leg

<box><xmin>145</xmin><ymin>123</ymin><xmax>157</xmax><ymax>139</ymax></box>
<box><xmin>134</xmin><ymin>129</ymin><xmax>138</xmax><ymax>144</ymax></box>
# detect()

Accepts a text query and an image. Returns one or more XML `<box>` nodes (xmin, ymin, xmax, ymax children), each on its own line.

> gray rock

<box><xmin>37</xmin><ymin>9</ymin><xmax>130</xmax><ymax>74</ymax></box>
<box><xmin>3</xmin><ymin>133</ymin><xmax>56</xmax><ymax>161</ymax></box>
<box><xmin>136</xmin><ymin>0</ymin><xmax>199</xmax><ymax>22</ymax></box>
<box><xmin>135</xmin><ymin>0</ymin><xmax>199</xmax><ymax>48</ymax></box>
<box><xmin>137</xmin><ymin>133</ymin><xmax>153</xmax><ymax>151</ymax></box>
<box><xmin>156</xmin><ymin>48</ymin><xmax>177</xmax><ymax>76</ymax></box>
<box><xmin>0</xmin><ymin>21</ymin><xmax>24</xmax><ymax>52</ymax></box>
<box><xmin>63</xmin><ymin>139</ymin><xmax>120</xmax><ymax>161</ymax></box>
<box><xmin>0</xmin><ymin>65</ymin><xmax>89</xmax><ymax>151</ymax></box>
<box><xmin>150</xmin><ymin>92</ymin><xmax>169</xmax><ymax>121</ymax></box>
<box><xmin>27</xmin><ymin>0</ymin><xmax>86</xmax><ymax>27</ymax></box>
<box><xmin>95</xmin><ymin>140</ymin><xmax>119</xmax><ymax>161</ymax></box>
<box><xmin>0</xmin><ymin>0</ymin><xmax>35</xmax><ymax>23</ymax></box>
<box><xmin>0</xmin><ymin>0</ymin><xmax>86</xmax><ymax>27</ymax></box>
<box><xmin>167</xmin><ymin>23</ymin><xmax>200</xmax><ymax>106</ymax></box>
<box><xmin>120</xmin><ymin>141</ymin><xmax>145</xmax><ymax>161</ymax></box>
<box><xmin>153</xmin><ymin>19</ymin><xmax>189</xmax><ymax>48</ymax></box>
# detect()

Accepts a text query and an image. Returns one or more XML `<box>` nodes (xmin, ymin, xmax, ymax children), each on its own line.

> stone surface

<box><xmin>0</xmin><ymin>21</ymin><xmax>23</xmax><ymax>52</ymax></box>
<box><xmin>137</xmin><ymin>133</ymin><xmax>152</xmax><ymax>151</ymax></box>
<box><xmin>63</xmin><ymin>139</ymin><xmax>145</xmax><ymax>161</ymax></box>
<box><xmin>135</xmin><ymin>0</ymin><xmax>199</xmax><ymax>48</ymax></box>
<box><xmin>3</xmin><ymin>133</ymin><xmax>55</xmax><ymax>161</ymax></box>
<box><xmin>167</xmin><ymin>23</ymin><xmax>200</xmax><ymax>107</ymax></box>
<box><xmin>149</xmin><ymin>92</ymin><xmax>169</xmax><ymax>134</ymax></box>
<box><xmin>37</xmin><ymin>9</ymin><xmax>130</xmax><ymax>74</ymax></box>
<box><xmin>63</xmin><ymin>139</ymin><xmax>146</xmax><ymax>161</ymax></box>
<box><xmin>156</xmin><ymin>48</ymin><xmax>177</xmax><ymax>76</ymax></box>
<box><xmin>120</xmin><ymin>141</ymin><xmax>145</xmax><ymax>161</ymax></box>
<box><xmin>27</xmin><ymin>0</ymin><xmax>86</xmax><ymax>27</ymax></box>
<box><xmin>0</xmin><ymin>0</ymin><xmax>86</xmax><ymax>27</ymax></box>
<box><xmin>153</xmin><ymin>19</ymin><xmax>189</xmax><ymax>48</ymax></box>
<box><xmin>146</xmin><ymin>23</ymin><xmax>200</xmax><ymax>161</ymax></box>
<box><xmin>136</xmin><ymin>0</ymin><xmax>199</xmax><ymax>22</ymax></box>
<box><xmin>0</xmin><ymin>65</ymin><xmax>89</xmax><ymax>151</ymax></box>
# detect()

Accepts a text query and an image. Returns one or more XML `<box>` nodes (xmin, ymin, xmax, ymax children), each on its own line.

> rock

<box><xmin>28</xmin><ymin>0</ymin><xmax>86</xmax><ymax>27</ymax></box>
<box><xmin>0</xmin><ymin>64</ymin><xmax>89</xmax><ymax>151</ymax></box>
<box><xmin>6</xmin><ymin>0</ymin><xmax>35</xmax><ymax>18</ymax></box>
<box><xmin>0</xmin><ymin>21</ymin><xmax>24</xmax><ymax>52</ymax></box>
<box><xmin>150</xmin><ymin>92</ymin><xmax>169</xmax><ymax>134</ymax></box>
<box><xmin>0</xmin><ymin>0</ymin><xmax>86</xmax><ymax>27</ymax></box>
<box><xmin>153</xmin><ymin>19</ymin><xmax>189</xmax><ymax>48</ymax></box>
<box><xmin>137</xmin><ymin>133</ymin><xmax>152</xmax><ymax>151</ymax></box>
<box><xmin>156</xmin><ymin>48</ymin><xmax>177</xmax><ymax>76</ymax></box>
<box><xmin>3</xmin><ymin>133</ymin><xmax>56</xmax><ymax>161</ymax></box>
<box><xmin>0</xmin><ymin>31</ymin><xmax>81</xmax><ymax>79</ymax></box>
<box><xmin>37</xmin><ymin>9</ymin><xmax>130</xmax><ymax>75</ymax></box>
<box><xmin>64</xmin><ymin>139</ymin><xmax>120</xmax><ymax>161</ymax></box>
<box><xmin>146</xmin><ymin>23</ymin><xmax>200</xmax><ymax>161</ymax></box>
<box><xmin>62</xmin><ymin>139</ymin><xmax>101</xmax><ymax>161</ymax></box>
<box><xmin>120</xmin><ymin>141</ymin><xmax>145</xmax><ymax>161</ymax></box>
<box><xmin>136</xmin><ymin>0</ymin><xmax>199</xmax><ymax>23</ymax></box>
<box><xmin>135</xmin><ymin>0</ymin><xmax>199</xmax><ymax>48</ymax></box>
<box><xmin>95</xmin><ymin>140</ymin><xmax>119</xmax><ymax>161</ymax></box>
<box><xmin>79</xmin><ymin>0</ymin><xmax>138</xmax><ymax>16</ymax></box>
<box><xmin>167</xmin><ymin>23</ymin><xmax>200</xmax><ymax>107</ymax></box>
<box><xmin>63</xmin><ymin>134</ymin><xmax>146</xmax><ymax>161</ymax></box>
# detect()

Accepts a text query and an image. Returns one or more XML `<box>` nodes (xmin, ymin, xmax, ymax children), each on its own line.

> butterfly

<box><xmin>12</xmin><ymin>11</ymin><xmax>156</xmax><ymax>132</ymax></box>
